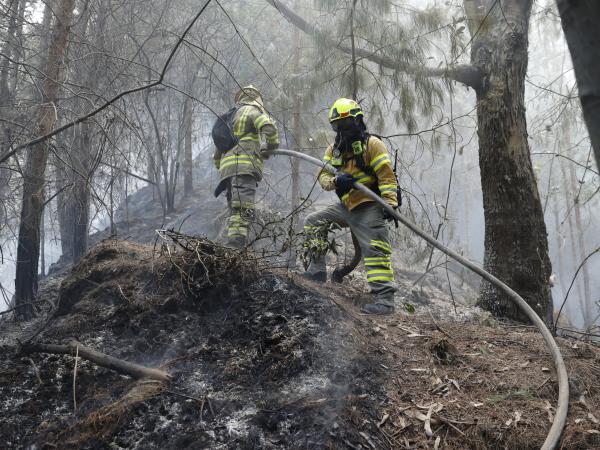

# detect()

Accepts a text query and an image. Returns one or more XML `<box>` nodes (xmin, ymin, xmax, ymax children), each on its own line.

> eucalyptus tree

<box><xmin>268</xmin><ymin>0</ymin><xmax>553</xmax><ymax>322</ymax></box>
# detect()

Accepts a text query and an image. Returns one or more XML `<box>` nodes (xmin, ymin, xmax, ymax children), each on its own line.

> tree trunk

<box><xmin>556</xmin><ymin>0</ymin><xmax>600</xmax><ymax>169</ymax></box>
<box><xmin>55</xmin><ymin>133</ymin><xmax>75</xmax><ymax>264</ymax></box>
<box><xmin>567</xmin><ymin>162</ymin><xmax>592</xmax><ymax>328</ymax></box>
<box><xmin>72</xmin><ymin>122</ymin><xmax>91</xmax><ymax>264</ymax></box>
<box><xmin>291</xmin><ymin>21</ymin><xmax>302</xmax><ymax>213</ymax></box>
<box><xmin>14</xmin><ymin>0</ymin><xmax>75</xmax><ymax>321</ymax></box>
<box><xmin>471</xmin><ymin>0</ymin><xmax>552</xmax><ymax>322</ymax></box>
<box><xmin>182</xmin><ymin>97</ymin><xmax>194</xmax><ymax>197</ymax></box>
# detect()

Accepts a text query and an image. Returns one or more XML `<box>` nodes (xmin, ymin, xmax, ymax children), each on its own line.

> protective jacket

<box><xmin>213</xmin><ymin>92</ymin><xmax>279</xmax><ymax>182</ymax></box>
<box><xmin>318</xmin><ymin>136</ymin><xmax>398</xmax><ymax>211</ymax></box>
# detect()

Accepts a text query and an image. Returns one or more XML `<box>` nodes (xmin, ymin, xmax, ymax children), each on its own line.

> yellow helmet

<box><xmin>235</xmin><ymin>85</ymin><xmax>263</xmax><ymax>104</ymax></box>
<box><xmin>328</xmin><ymin>98</ymin><xmax>363</xmax><ymax>123</ymax></box>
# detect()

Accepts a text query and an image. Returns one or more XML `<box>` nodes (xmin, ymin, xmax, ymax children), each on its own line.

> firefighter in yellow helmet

<box><xmin>212</xmin><ymin>85</ymin><xmax>280</xmax><ymax>248</ymax></box>
<box><xmin>301</xmin><ymin>98</ymin><xmax>399</xmax><ymax>315</ymax></box>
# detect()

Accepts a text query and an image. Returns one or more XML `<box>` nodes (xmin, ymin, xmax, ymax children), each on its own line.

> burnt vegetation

<box><xmin>0</xmin><ymin>0</ymin><xmax>599</xmax><ymax>449</ymax></box>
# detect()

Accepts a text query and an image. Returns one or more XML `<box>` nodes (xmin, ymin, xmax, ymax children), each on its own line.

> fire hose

<box><xmin>269</xmin><ymin>148</ymin><xmax>569</xmax><ymax>450</ymax></box>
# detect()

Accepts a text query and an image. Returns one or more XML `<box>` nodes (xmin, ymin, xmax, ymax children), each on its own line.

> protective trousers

<box><xmin>303</xmin><ymin>202</ymin><xmax>397</xmax><ymax>306</ymax></box>
<box><xmin>226</xmin><ymin>174</ymin><xmax>257</xmax><ymax>247</ymax></box>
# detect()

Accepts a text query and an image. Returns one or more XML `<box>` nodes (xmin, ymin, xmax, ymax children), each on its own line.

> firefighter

<box><xmin>302</xmin><ymin>98</ymin><xmax>398</xmax><ymax>315</ymax></box>
<box><xmin>213</xmin><ymin>85</ymin><xmax>280</xmax><ymax>248</ymax></box>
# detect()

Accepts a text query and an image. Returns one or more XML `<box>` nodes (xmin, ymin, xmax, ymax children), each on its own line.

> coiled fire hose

<box><xmin>269</xmin><ymin>149</ymin><xmax>568</xmax><ymax>450</ymax></box>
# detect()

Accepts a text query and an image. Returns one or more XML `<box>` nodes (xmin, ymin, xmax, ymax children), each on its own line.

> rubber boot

<box><xmin>361</xmin><ymin>294</ymin><xmax>395</xmax><ymax>315</ymax></box>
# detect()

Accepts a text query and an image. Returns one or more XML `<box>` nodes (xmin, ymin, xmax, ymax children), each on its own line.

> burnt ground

<box><xmin>1</xmin><ymin>238</ymin><xmax>600</xmax><ymax>449</ymax></box>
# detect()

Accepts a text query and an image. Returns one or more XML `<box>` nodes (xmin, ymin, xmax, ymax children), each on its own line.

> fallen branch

<box><xmin>22</xmin><ymin>340</ymin><xmax>172</xmax><ymax>382</ymax></box>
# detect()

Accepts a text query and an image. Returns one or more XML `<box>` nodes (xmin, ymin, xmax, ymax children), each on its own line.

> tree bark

<box><xmin>14</xmin><ymin>0</ymin><xmax>75</xmax><ymax>321</ymax></box>
<box><xmin>556</xmin><ymin>0</ymin><xmax>600</xmax><ymax>169</ymax></box>
<box><xmin>471</xmin><ymin>0</ymin><xmax>553</xmax><ymax>322</ymax></box>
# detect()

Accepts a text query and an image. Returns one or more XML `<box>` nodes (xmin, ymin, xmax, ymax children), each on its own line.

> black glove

<box><xmin>335</xmin><ymin>173</ymin><xmax>356</xmax><ymax>197</ymax></box>
<box><xmin>383</xmin><ymin>206</ymin><xmax>399</xmax><ymax>228</ymax></box>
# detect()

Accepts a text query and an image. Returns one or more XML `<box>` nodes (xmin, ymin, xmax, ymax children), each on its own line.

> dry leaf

<box><xmin>424</xmin><ymin>405</ymin><xmax>434</xmax><ymax>437</ymax></box>
<box><xmin>449</xmin><ymin>378</ymin><xmax>461</xmax><ymax>391</ymax></box>
<box><xmin>377</xmin><ymin>413</ymin><xmax>390</xmax><ymax>428</ymax></box>
<box><xmin>434</xmin><ymin>436</ymin><xmax>441</xmax><ymax>450</ymax></box>
<box><xmin>588</xmin><ymin>413</ymin><xmax>599</xmax><ymax>424</ymax></box>
<box><xmin>519</xmin><ymin>361</ymin><xmax>529</xmax><ymax>368</ymax></box>
<box><xmin>470</xmin><ymin>401</ymin><xmax>484</xmax><ymax>407</ymax></box>
<box><xmin>514</xmin><ymin>411</ymin><xmax>522</xmax><ymax>426</ymax></box>
<box><xmin>359</xmin><ymin>432</ymin><xmax>376</xmax><ymax>449</ymax></box>
<box><xmin>541</xmin><ymin>367</ymin><xmax>550</xmax><ymax>372</ymax></box>
<box><xmin>544</xmin><ymin>400</ymin><xmax>555</xmax><ymax>423</ymax></box>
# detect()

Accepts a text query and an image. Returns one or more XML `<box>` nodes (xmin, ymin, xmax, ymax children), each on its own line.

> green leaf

<box><xmin>403</xmin><ymin>302</ymin><xmax>415</xmax><ymax>314</ymax></box>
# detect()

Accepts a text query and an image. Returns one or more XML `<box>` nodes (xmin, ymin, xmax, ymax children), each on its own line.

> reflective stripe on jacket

<box><xmin>318</xmin><ymin>136</ymin><xmax>398</xmax><ymax>211</ymax></box>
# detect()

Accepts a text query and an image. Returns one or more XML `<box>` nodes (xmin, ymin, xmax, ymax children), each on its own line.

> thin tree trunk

<box><xmin>40</xmin><ymin>207</ymin><xmax>45</xmax><ymax>277</ymax></box>
<box><xmin>182</xmin><ymin>97</ymin><xmax>193</xmax><ymax>197</ymax></box>
<box><xmin>55</xmin><ymin>131</ymin><xmax>75</xmax><ymax>264</ymax></box>
<box><xmin>567</xmin><ymin>162</ymin><xmax>592</xmax><ymax>328</ymax></box>
<box><xmin>72</xmin><ymin>122</ymin><xmax>91</xmax><ymax>264</ymax></box>
<box><xmin>471</xmin><ymin>0</ymin><xmax>553</xmax><ymax>322</ymax></box>
<box><xmin>14</xmin><ymin>0</ymin><xmax>75</xmax><ymax>321</ymax></box>
<box><xmin>291</xmin><ymin>19</ymin><xmax>302</xmax><ymax>213</ymax></box>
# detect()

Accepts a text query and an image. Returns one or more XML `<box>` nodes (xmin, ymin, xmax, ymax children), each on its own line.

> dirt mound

<box><xmin>1</xmin><ymin>238</ymin><xmax>599</xmax><ymax>449</ymax></box>
<box><xmin>0</xmin><ymin>239</ymin><xmax>386</xmax><ymax>449</ymax></box>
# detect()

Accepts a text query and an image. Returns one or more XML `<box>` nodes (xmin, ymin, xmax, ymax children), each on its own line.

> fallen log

<box><xmin>22</xmin><ymin>340</ymin><xmax>172</xmax><ymax>382</ymax></box>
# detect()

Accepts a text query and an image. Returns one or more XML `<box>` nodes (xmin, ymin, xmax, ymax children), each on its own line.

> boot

<box><xmin>297</xmin><ymin>271</ymin><xmax>327</xmax><ymax>283</ymax></box>
<box><xmin>360</xmin><ymin>303</ymin><xmax>395</xmax><ymax>315</ymax></box>
<box><xmin>225</xmin><ymin>236</ymin><xmax>246</xmax><ymax>249</ymax></box>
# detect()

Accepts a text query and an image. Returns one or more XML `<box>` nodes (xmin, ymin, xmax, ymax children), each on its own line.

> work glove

<box><xmin>335</xmin><ymin>173</ymin><xmax>356</xmax><ymax>197</ymax></box>
<box><xmin>260</xmin><ymin>143</ymin><xmax>278</xmax><ymax>160</ymax></box>
<box><xmin>382</xmin><ymin>205</ymin><xmax>399</xmax><ymax>228</ymax></box>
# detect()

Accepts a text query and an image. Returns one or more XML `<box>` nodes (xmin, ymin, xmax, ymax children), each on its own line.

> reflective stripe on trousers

<box><xmin>226</xmin><ymin>174</ymin><xmax>257</xmax><ymax>243</ymax></box>
<box><xmin>303</xmin><ymin>202</ymin><xmax>396</xmax><ymax>304</ymax></box>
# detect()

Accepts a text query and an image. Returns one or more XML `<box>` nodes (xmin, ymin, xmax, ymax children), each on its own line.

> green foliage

<box><xmin>300</xmin><ymin>0</ymin><xmax>455</xmax><ymax>133</ymax></box>
<box><xmin>301</xmin><ymin>221</ymin><xmax>341</xmax><ymax>270</ymax></box>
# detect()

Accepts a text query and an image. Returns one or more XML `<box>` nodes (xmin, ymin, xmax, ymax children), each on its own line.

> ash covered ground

<box><xmin>0</xmin><ymin>240</ymin><xmax>391</xmax><ymax>449</ymax></box>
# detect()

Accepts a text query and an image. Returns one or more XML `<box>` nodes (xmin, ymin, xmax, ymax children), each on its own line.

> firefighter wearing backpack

<box><xmin>212</xmin><ymin>85</ymin><xmax>279</xmax><ymax>247</ymax></box>
<box><xmin>301</xmin><ymin>98</ymin><xmax>398</xmax><ymax>315</ymax></box>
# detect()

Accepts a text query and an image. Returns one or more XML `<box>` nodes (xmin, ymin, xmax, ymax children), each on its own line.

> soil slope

<box><xmin>1</xmin><ymin>239</ymin><xmax>599</xmax><ymax>449</ymax></box>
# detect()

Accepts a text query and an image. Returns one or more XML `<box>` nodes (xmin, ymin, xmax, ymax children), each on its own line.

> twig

<box><xmin>428</xmin><ymin>310</ymin><xmax>452</xmax><ymax>339</ymax></box>
<box><xmin>73</xmin><ymin>344</ymin><xmax>79</xmax><ymax>414</ymax></box>
<box><xmin>25</xmin><ymin>357</ymin><xmax>43</xmax><ymax>385</ymax></box>
<box><xmin>554</xmin><ymin>247</ymin><xmax>600</xmax><ymax>332</ymax></box>
<box><xmin>0</xmin><ymin>0</ymin><xmax>214</xmax><ymax>166</ymax></box>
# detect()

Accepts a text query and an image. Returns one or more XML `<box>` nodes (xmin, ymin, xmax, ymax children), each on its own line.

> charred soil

<box><xmin>1</xmin><ymin>238</ymin><xmax>599</xmax><ymax>449</ymax></box>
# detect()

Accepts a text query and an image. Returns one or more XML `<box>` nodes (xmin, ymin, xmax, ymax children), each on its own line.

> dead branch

<box><xmin>0</xmin><ymin>0</ymin><xmax>214</xmax><ymax>166</ymax></box>
<box><xmin>22</xmin><ymin>340</ymin><xmax>172</xmax><ymax>382</ymax></box>
<box><xmin>265</xmin><ymin>0</ymin><xmax>483</xmax><ymax>89</ymax></box>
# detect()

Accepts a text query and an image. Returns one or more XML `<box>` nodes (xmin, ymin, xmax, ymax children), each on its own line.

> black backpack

<box><xmin>211</xmin><ymin>107</ymin><xmax>238</xmax><ymax>152</ymax></box>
